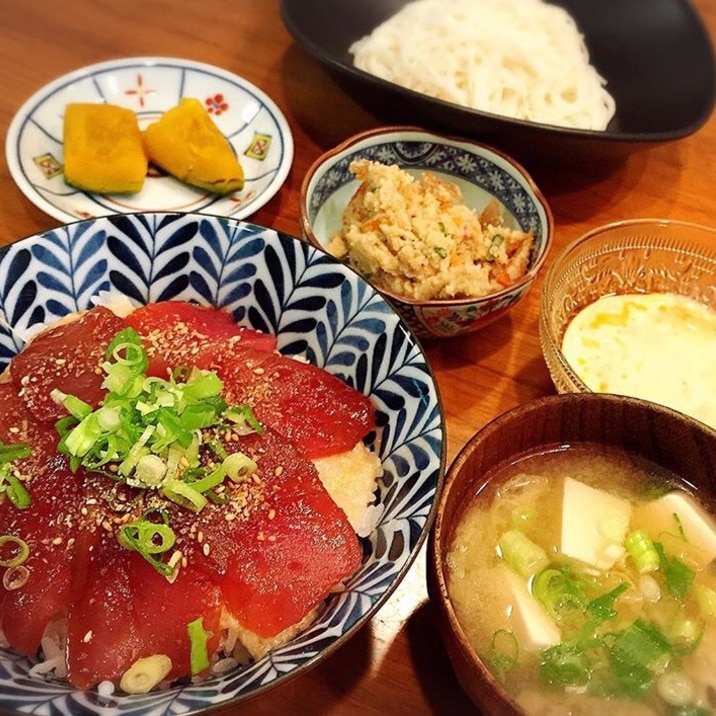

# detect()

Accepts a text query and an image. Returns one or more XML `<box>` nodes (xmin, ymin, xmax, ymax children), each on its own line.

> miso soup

<box><xmin>447</xmin><ymin>444</ymin><xmax>716</xmax><ymax>715</ymax></box>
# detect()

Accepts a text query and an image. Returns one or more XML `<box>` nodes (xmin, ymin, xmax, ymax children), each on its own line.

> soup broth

<box><xmin>447</xmin><ymin>444</ymin><xmax>716</xmax><ymax>715</ymax></box>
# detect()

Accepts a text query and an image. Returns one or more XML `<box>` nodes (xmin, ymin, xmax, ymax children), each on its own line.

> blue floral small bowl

<box><xmin>300</xmin><ymin>127</ymin><xmax>553</xmax><ymax>340</ymax></box>
<box><xmin>0</xmin><ymin>212</ymin><xmax>445</xmax><ymax>715</ymax></box>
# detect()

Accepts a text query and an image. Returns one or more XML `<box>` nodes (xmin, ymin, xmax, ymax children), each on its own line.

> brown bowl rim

<box><xmin>428</xmin><ymin>391</ymin><xmax>716</xmax><ymax>714</ymax></box>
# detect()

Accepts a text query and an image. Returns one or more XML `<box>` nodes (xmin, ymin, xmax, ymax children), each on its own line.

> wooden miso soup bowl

<box><xmin>427</xmin><ymin>393</ymin><xmax>716</xmax><ymax>715</ymax></box>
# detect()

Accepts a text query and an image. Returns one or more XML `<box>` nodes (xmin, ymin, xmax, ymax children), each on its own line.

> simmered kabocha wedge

<box><xmin>142</xmin><ymin>98</ymin><xmax>245</xmax><ymax>195</ymax></box>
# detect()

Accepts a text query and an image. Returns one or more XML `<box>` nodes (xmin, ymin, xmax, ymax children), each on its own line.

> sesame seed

<box><xmin>51</xmin><ymin>536</ymin><xmax>63</xmax><ymax>546</ymax></box>
<box><xmin>274</xmin><ymin>466</ymin><xmax>284</xmax><ymax>477</ymax></box>
<box><xmin>268</xmin><ymin>509</ymin><xmax>276</xmax><ymax>520</ymax></box>
<box><xmin>202</xmin><ymin>543</ymin><xmax>211</xmax><ymax>556</ymax></box>
<box><xmin>82</xmin><ymin>630</ymin><xmax>93</xmax><ymax>643</ymax></box>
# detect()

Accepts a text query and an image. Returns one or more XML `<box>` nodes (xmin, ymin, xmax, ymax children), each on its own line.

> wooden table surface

<box><xmin>0</xmin><ymin>1</ymin><xmax>714</xmax><ymax>713</ymax></box>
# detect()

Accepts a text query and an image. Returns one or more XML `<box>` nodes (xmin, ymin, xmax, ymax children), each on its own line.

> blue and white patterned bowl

<box><xmin>300</xmin><ymin>127</ymin><xmax>554</xmax><ymax>340</ymax></box>
<box><xmin>0</xmin><ymin>212</ymin><xmax>445</xmax><ymax>715</ymax></box>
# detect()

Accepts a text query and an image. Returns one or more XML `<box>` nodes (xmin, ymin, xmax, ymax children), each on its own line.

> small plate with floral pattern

<box><xmin>5</xmin><ymin>57</ymin><xmax>294</xmax><ymax>222</ymax></box>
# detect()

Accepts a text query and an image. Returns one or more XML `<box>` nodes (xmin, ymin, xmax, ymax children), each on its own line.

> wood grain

<box><xmin>0</xmin><ymin>1</ymin><xmax>714</xmax><ymax>712</ymax></box>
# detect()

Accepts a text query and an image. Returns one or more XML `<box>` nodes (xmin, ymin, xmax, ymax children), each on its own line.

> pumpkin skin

<box><xmin>63</xmin><ymin>103</ymin><xmax>148</xmax><ymax>194</ymax></box>
<box><xmin>143</xmin><ymin>98</ymin><xmax>245</xmax><ymax>195</ymax></box>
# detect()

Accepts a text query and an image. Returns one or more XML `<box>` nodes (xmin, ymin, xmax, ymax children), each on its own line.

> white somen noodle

<box><xmin>349</xmin><ymin>0</ymin><xmax>616</xmax><ymax>131</ymax></box>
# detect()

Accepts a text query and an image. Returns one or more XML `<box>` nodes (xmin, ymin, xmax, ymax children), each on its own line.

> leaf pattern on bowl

<box><xmin>0</xmin><ymin>212</ymin><xmax>445</xmax><ymax>716</ymax></box>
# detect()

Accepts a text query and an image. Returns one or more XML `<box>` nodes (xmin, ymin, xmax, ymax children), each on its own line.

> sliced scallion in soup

<box><xmin>446</xmin><ymin>445</ymin><xmax>716</xmax><ymax>716</ymax></box>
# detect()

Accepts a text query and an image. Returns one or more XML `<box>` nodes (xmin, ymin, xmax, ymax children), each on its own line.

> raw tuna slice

<box><xmin>183</xmin><ymin>428</ymin><xmax>363</xmax><ymax>639</ymax></box>
<box><xmin>125</xmin><ymin>301</ymin><xmax>277</xmax><ymax>377</ymax></box>
<box><xmin>66</xmin><ymin>534</ymin><xmax>223</xmax><ymax>689</ymax></box>
<box><xmin>9</xmin><ymin>306</ymin><xmax>128</xmax><ymax>422</ymax></box>
<box><xmin>0</xmin><ymin>454</ymin><xmax>85</xmax><ymax>657</ymax></box>
<box><xmin>207</xmin><ymin>347</ymin><xmax>375</xmax><ymax>459</ymax></box>
<box><xmin>0</xmin><ymin>381</ymin><xmax>85</xmax><ymax>655</ymax></box>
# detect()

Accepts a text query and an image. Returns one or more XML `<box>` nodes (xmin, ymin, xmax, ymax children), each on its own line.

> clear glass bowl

<box><xmin>539</xmin><ymin>218</ymin><xmax>716</xmax><ymax>394</ymax></box>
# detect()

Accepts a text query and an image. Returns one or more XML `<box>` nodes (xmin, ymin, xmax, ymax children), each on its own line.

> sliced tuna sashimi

<box><xmin>182</xmin><ymin>428</ymin><xmax>363</xmax><ymax>639</ymax></box>
<box><xmin>0</xmin><ymin>380</ymin><xmax>87</xmax><ymax>656</ymax></box>
<box><xmin>0</xmin><ymin>299</ymin><xmax>368</xmax><ymax>690</ymax></box>
<box><xmin>66</xmin><ymin>535</ymin><xmax>143</xmax><ymax>690</ymax></box>
<box><xmin>207</xmin><ymin>347</ymin><xmax>375</xmax><ymax>459</ymax></box>
<box><xmin>0</xmin><ymin>455</ymin><xmax>86</xmax><ymax>657</ymax></box>
<box><xmin>130</xmin><ymin>557</ymin><xmax>223</xmax><ymax>682</ymax></box>
<box><xmin>125</xmin><ymin>301</ymin><xmax>277</xmax><ymax>377</ymax></box>
<box><xmin>9</xmin><ymin>306</ymin><xmax>128</xmax><ymax>422</ymax></box>
<box><xmin>66</xmin><ymin>532</ymin><xmax>224</xmax><ymax>689</ymax></box>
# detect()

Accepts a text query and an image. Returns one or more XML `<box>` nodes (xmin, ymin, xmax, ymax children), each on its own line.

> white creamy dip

<box><xmin>561</xmin><ymin>292</ymin><xmax>716</xmax><ymax>430</ymax></box>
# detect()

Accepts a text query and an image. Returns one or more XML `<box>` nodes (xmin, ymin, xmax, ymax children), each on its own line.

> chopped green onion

<box><xmin>497</xmin><ymin>530</ymin><xmax>549</xmax><ymax>578</ymax></box>
<box><xmin>655</xmin><ymin>542</ymin><xmax>695</xmax><ymax>601</ymax></box>
<box><xmin>182</xmin><ymin>371</ymin><xmax>223</xmax><ymax>402</ymax></box>
<box><xmin>162</xmin><ymin>480</ymin><xmax>208</xmax><ymax>513</ymax></box>
<box><xmin>205</xmin><ymin>490</ymin><xmax>229</xmax><ymax>505</ymax></box>
<box><xmin>625</xmin><ymin>529</ymin><xmax>660</xmax><ymax>573</ymax></box>
<box><xmin>118</xmin><ymin>516</ymin><xmax>176</xmax><ymax>576</ymax></box>
<box><xmin>223</xmin><ymin>452</ymin><xmax>257</xmax><ymax>482</ymax></box>
<box><xmin>54</xmin><ymin>327</ymin><xmax>271</xmax><ymax>573</ymax></box>
<box><xmin>119</xmin><ymin>424</ymin><xmax>155</xmax><ymax>478</ymax></box>
<box><xmin>185</xmin><ymin>464</ymin><xmax>226</xmax><ymax>495</ymax></box>
<box><xmin>51</xmin><ymin>391</ymin><xmax>93</xmax><ymax>420</ymax></box>
<box><xmin>58</xmin><ymin>328</ymin><xmax>235</xmax><ymax>492</ymax></box>
<box><xmin>585</xmin><ymin>583</ymin><xmax>628</xmax><ymax>623</ymax></box>
<box><xmin>225</xmin><ymin>405</ymin><xmax>263</xmax><ymax>435</ymax></box>
<box><xmin>187</xmin><ymin>617</ymin><xmax>212</xmax><ymax>675</ymax></box>
<box><xmin>2</xmin><ymin>474</ymin><xmax>31</xmax><ymax>509</ymax></box>
<box><xmin>0</xmin><ymin>441</ymin><xmax>32</xmax><ymax>510</ymax></box>
<box><xmin>0</xmin><ymin>535</ymin><xmax>29</xmax><ymax>567</ymax></box>
<box><xmin>180</xmin><ymin>398</ymin><xmax>228</xmax><ymax>432</ymax></box>
<box><xmin>434</xmin><ymin>246</ymin><xmax>448</xmax><ymax>259</ymax></box>
<box><xmin>533</xmin><ymin>567</ymin><xmax>586</xmax><ymax>621</ymax></box>
<box><xmin>0</xmin><ymin>443</ymin><xmax>31</xmax><ymax>463</ymax></box>
<box><xmin>608</xmin><ymin>619</ymin><xmax>672</xmax><ymax>676</ymax></box>
<box><xmin>62</xmin><ymin>412</ymin><xmax>106</xmax><ymax>457</ymax></box>
<box><xmin>104</xmin><ymin>328</ymin><xmax>149</xmax><ymax>373</ymax></box>
<box><xmin>539</xmin><ymin>641</ymin><xmax>591</xmax><ymax>688</ymax></box>
<box><xmin>482</xmin><ymin>629</ymin><xmax>519</xmax><ymax>683</ymax></box>
<box><xmin>134</xmin><ymin>454</ymin><xmax>167</xmax><ymax>487</ymax></box>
